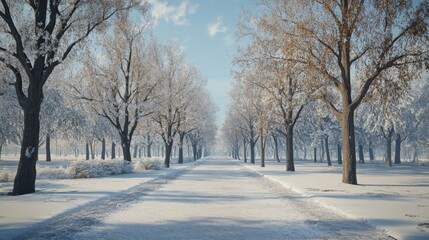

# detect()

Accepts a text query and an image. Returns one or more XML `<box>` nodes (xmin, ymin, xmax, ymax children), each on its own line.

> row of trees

<box><xmin>223</xmin><ymin>83</ymin><xmax>429</xmax><ymax>164</ymax></box>
<box><xmin>0</xmin><ymin>1</ymin><xmax>216</xmax><ymax>195</ymax></box>
<box><xmin>222</xmin><ymin>0</ymin><xmax>428</xmax><ymax>185</ymax></box>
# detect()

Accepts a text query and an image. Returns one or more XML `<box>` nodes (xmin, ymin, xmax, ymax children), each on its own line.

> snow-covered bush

<box><xmin>0</xmin><ymin>158</ymin><xmax>165</xmax><ymax>182</ymax></box>
<box><xmin>69</xmin><ymin>159</ymin><xmax>133</xmax><ymax>179</ymax></box>
<box><xmin>37</xmin><ymin>165</ymin><xmax>70</xmax><ymax>179</ymax></box>
<box><xmin>133</xmin><ymin>157</ymin><xmax>164</xmax><ymax>172</ymax></box>
<box><xmin>0</xmin><ymin>169</ymin><xmax>13</xmax><ymax>182</ymax></box>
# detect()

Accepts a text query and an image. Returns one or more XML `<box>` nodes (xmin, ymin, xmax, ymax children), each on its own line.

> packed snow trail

<box><xmin>17</xmin><ymin>157</ymin><xmax>389</xmax><ymax>240</ymax></box>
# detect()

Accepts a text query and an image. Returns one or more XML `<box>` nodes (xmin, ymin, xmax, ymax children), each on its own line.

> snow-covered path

<box><xmin>19</xmin><ymin>157</ymin><xmax>389</xmax><ymax>240</ymax></box>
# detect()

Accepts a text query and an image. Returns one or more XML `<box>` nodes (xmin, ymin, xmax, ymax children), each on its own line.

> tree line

<box><xmin>0</xmin><ymin>1</ymin><xmax>216</xmax><ymax>195</ymax></box>
<box><xmin>222</xmin><ymin>0</ymin><xmax>428</xmax><ymax>184</ymax></box>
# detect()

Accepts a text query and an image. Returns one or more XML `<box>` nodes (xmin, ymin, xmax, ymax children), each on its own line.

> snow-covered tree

<box><xmin>221</xmin><ymin>107</ymin><xmax>243</xmax><ymax>160</ymax></box>
<box><xmin>0</xmin><ymin>86</ymin><xmax>22</xmax><ymax>158</ymax></box>
<box><xmin>176</xmin><ymin>88</ymin><xmax>216</xmax><ymax>164</ymax></box>
<box><xmin>228</xmin><ymin>79</ymin><xmax>260</xmax><ymax>164</ymax></box>
<box><xmin>151</xmin><ymin>43</ymin><xmax>204</xmax><ymax>167</ymax></box>
<box><xmin>234</xmin><ymin>7</ymin><xmax>313</xmax><ymax>170</ymax></box>
<box><xmin>248</xmin><ymin>0</ymin><xmax>428</xmax><ymax>184</ymax></box>
<box><xmin>74</xmin><ymin>15</ymin><xmax>155</xmax><ymax>162</ymax></box>
<box><xmin>406</xmin><ymin>78</ymin><xmax>429</xmax><ymax>162</ymax></box>
<box><xmin>39</xmin><ymin>87</ymin><xmax>79</xmax><ymax>161</ymax></box>
<box><xmin>0</xmin><ymin>0</ymin><xmax>147</xmax><ymax>195</ymax></box>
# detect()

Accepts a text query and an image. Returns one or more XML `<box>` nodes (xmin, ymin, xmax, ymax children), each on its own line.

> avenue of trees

<box><xmin>0</xmin><ymin>1</ymin><xmax>216</xmax><ymax>195</ymax></box>
<box><xmin>222</xmin><ymin>0</ymin><xmax>428</xmax><ymax>184</ymax></box>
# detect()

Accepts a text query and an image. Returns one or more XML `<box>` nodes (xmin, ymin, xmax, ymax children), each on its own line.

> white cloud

<box><xmin>148</xmin><ymin>0</ymin><xmax>198</xmax><ymax>26</ymax></box>
<box><xmin>208</xmin><ymin>16</ymin><xmax>228</xmax><ymax>37</ymax></box>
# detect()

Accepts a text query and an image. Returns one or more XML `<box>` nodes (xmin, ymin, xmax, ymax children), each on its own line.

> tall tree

<box><xmin>0</xmin><ymin>0</ymin><xmax>145</xmax><ymax>195</ymax></box>
<box><xmin>151</xmin><ymin>43</ymin><xmax>203</xmax><ymax>167</ymax></box>
<box><xmin>229</xmin><ymin>80</ymin><xmax>260</xmax><ymax>164</ymax></box>
<box><xmin>74</xmin><ymin>15</ymin><xmax>154</xmax><ymax>162</ymax></box>
<box><xmin>257</xmin><ymin>0</ymin><xmax>428</xmax><ymax>184</ymax></box>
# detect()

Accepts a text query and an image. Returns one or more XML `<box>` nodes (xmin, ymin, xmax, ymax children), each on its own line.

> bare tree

<box><xmin>254</xmin><ymin>0</ymin><xmax>428</xmax><ymax>184</ymax></box>
<box><xmin>74</xmin><ymin>15</ymin><xmax>154</xmax><ymax>162</ymax></box>
<box><xmin>151</xmin><ymin>43</ymin><xmax>203</xmax><ymax>167</ymax></box>
<box><xmin>0</xmin><ymin>0</ymin><xmax>145</xmax><ymax>195</ymax></box>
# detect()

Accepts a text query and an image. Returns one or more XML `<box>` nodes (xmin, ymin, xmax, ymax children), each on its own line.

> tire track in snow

<box><xmin>14</xmin><ymin>164</ymin><xmax>198</xmax><ymax>240</ymax></box>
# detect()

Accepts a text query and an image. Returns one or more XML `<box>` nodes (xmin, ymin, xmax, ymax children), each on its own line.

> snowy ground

<box><xmin>0</xmin><ymin>162</ymin><xmax>193</xmax><ymax>240</ymax></box>
<box><xmin>1</xmin><ymin>157</ymin><xmax>391</xmax><ymax>240</ymax></box>
<box><xmin>241</xmin><ymin>159</ymin><xmax>429</xmax><ymax>240</ymax></box>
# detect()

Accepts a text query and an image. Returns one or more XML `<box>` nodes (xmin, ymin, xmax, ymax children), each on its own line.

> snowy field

<box><xmin>0</xmin><ymin>156</ymin><xmax>427</xmax><ymax>239</ymax></box>
<box><xmin>0</xmin><ymin>159</ymin><xmax>194</xmax><ymax>240</ymax></box>
<box><xmin>241</xmin><ymin>159</ymin><xmax>429</xmax><ymax>240</ymax></box>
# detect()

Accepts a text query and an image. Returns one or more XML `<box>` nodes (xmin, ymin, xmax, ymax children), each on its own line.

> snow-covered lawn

<box><xmin>0</xmin><ymin>160</ymin><xmax>195</xmax><ymax>239</ymax></box>
<box><xmin>0</xmin><ymin>157</ymin><xmax>427</xmax><ymax>239</ymax></box>
<box><xmin>240</xmin><ymin>159</ymin><xmax>429</xmax><ymax>240</ymax></box>
<box><xmin>7</xmin><ymin>157</ymin><xmax>388</xmax><ymax>240</ymax></box>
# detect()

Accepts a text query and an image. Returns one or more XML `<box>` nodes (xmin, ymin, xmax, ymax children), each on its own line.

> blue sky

<box><xmin>148</xmin><ymin>0</ymin><xmax>253</xmax><ymax>125</ymax></box>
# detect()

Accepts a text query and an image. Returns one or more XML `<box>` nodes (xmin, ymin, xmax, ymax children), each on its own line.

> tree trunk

<box><xmin>0</xmin><ymin>145</ymin><xmax>2</xmax><ymax>159</ymax></box>
<box><xmin>90</xmin><ymin>141</ymin><xmax>95</xmax><ymax>160</ymax></box>
<box><xmin>133</xmin><ymin>144</ymin><xmax>138</xmax><ymax>158</ymax></box>
<box><xmin>243</xmin><ymin>139</ymin><xmax>247</xmax><ymax>163</ymax></box>
<box><xmin>337</xmin><ymin>143</ymin><xmax>342</xmax><ymax>165</ymax></box>
<box><xmin>394</xmin><ymin>134</ymin><xmax>401</xmax><ymax>164</ymax></box>
<box><xmin>178</xmin><ymin>133</ymin><xmax>185</xmax><ymax>164</ymax></box>
<box><xmin>369</xmin><ymin>140</ymin><xmax>374</xmax><ymax>162</ymax></box>
<box><xmin>192</xmin><ymin>143</ymin><xmax>198</xmax><ymax>161</ymax></box>
<box><xmin>46</xmin><ymin>133</ymin><xmax>51</xmax><ymax>162</ymax></box>
<box><xmin>101</xmin><ymin>138</ymin><xmax>106</xmax><ymax>160</ymax></box>
<box><xmin>385</xmin><ymin>128</ymin><xmax>394</xmax><ymax>167</ymax></box>
<box><xmin>358</xmin><ymin>143</ymin><xmax>364</xmax><ymax>163</ymax></box>
<box><xmin>260</xmin><ymin>132</ymin><xmax>265</xmax><ymax>168</ymax></box>
<box><xmin>164</xmin><ymin>142</ymin><xmax>173</xmax><ymax>167</ymax></box>
<box><xmin>121</xmin><ymin>136</ymin><xmax>132</xmax><ymax>162</ymax></box>
<box><xmin>320</xmin><ymin>139</ymin><xmax>325</xmax><ymax>162</ymax></box>
<box><xmin>250</xmin><ymin>141</ymin><xmax>256</xmax><ymax>164</ymax></box>
<box><xmin>304</xmin><ymin>146</ymin><xmax>307</xmax><ymax>160</ymax></box>
<box><xmin>273</xmin><ymin>135</ymin><xmax>280</xmax><ymax>163</ymax></box>
<box><xmin>340</xmin><ymin>110</ymin><xmax>357</xmax><ymax>184</ymax></box>
<box><xmin>85</xmin><ymin>142</ymin><xmax>90</xmax><ymax>160</ymax></box>
<box><xmin>285</xmin><ymin>126</ymin><xmax>294</xmax><ymax>171</ymax></box>
<box><xmin>147</xmin><ymin>135</ymin><xmax>152</xmax><ymax>157</ymax></box>
<box><xmin>235</xmin><ymin>141</ymin><xmax>240</xmax><ymax>160</ymax></box>
<box><xmin>111</xmin><ymin>142</ymin><xmax>116</xmax><ymax>159</ymax></box>
<box><xmin>386</xmin><ymin>137</ymin><xmax>392</xmax><ymax>166</ymax></box>
<box><xmin>313</xmin><ymin>147</ymin><xmax>317</xmax><ymax>163</ymax></box>
<box><xmin>13</xmin><ymin>92</ymin><xmax>42</xmax><ymax>195</ymax></box>
<box><xmin>324</xmin><ymin>136</ymin><xmax>331</xmax><ymax>166</ymax></box>
<box><xmin>412</xmin><ymin>146</ymin><xmax>418</xmax><ymax>162</ymax></box>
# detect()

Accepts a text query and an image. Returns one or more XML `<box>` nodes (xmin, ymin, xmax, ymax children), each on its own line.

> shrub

<box><xmin>0</xmin><ymin>158</ymin><xmax>164</xmax><ymax>182</ymax></box>
<box><xmin>37</xmin><ymin>165</ymin><xmax>70</xmax><ymax>179</ymax></box>
<box><xmin>0</xmin><ymin>169</ymin><xmax>13</xmax><ymax>182</ymax></box>
<box><xmin>69</xmin><ymin>159</ymin><xmax>133</xmax><ymax>179</ymax></box>
<box><xmin>133</xmin><ymin>157</ymin><xmax>164</xmax><ymax>172</ymax></box>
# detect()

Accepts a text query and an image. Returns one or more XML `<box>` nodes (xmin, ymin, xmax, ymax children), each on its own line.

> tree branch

<box><xmin>319</xmin><ymin>95</ymin><xmax>342</xmax><ymax>122</ymax></box>
<box><xmin>0</xmin><ymin>56</ymin><xmax>27</xmax><ymax>108</ymax></box>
